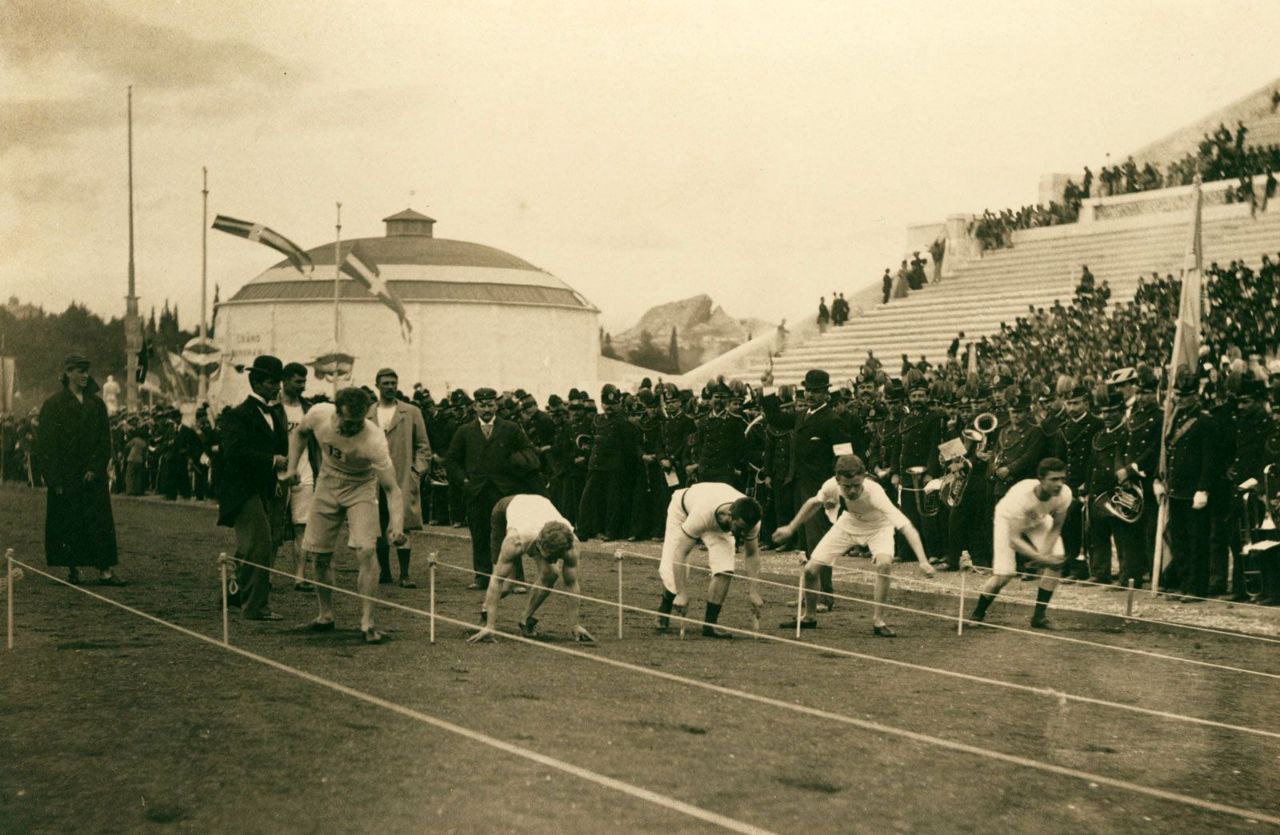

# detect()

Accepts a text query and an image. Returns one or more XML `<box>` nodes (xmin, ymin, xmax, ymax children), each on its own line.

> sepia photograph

<box><xmin>2</xmin><ymin>1</ymin><xmax>1279</xmax><ymax>831</ymax></box>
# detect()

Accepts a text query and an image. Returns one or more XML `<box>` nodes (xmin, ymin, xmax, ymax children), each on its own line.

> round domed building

<box><xmin>212</xmin><ymin>209</ymin><xmax>606</xmax><ymax>403</ymax></box>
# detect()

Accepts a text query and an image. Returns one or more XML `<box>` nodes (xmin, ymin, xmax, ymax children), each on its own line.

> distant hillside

<box><xmin>605</xmin><ymin>294</ymin><xmax>774</xmax><ymax>373</ymax></box>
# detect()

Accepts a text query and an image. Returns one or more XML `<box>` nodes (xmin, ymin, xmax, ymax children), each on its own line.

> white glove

<box><xmin>1192</xmin><ymin>490</ymin><xmax>1208</xmax><ymax>510</ymax></box>
<box><xmin>924</xmin><ymin>478</ymin><xmax>943</xmax><ymax>493</ymax></box>
<box><xmin>1153</xmin><ymin>480</ymin><xmax>1166</xmax><ymax>500</ymax></box>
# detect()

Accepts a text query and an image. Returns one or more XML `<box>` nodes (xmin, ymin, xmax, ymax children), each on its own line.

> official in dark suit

<box><xmin>446</xmin><ymin>387</ymin><xmax>537</xmax><ymax>590</ymax></box>
<box><xmin>217</xmin><ymin>355</ymin><xmax>289</xmax><ymax>620</ymax></box>
<box><xmin>762</xmin><ymin>369</ymin><xmax>852</xmax><ymax>609</ymax></box>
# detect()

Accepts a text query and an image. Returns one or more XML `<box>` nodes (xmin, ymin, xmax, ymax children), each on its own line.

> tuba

<box><xmin>1104</xmin><ymin>481</ymin><xmax>1144</xmax><ymax>523</ymax></box>
<box><xmin>907</xmin><ymin>465</ymin><xmax>941</xmax><ymax>517</ymax></box>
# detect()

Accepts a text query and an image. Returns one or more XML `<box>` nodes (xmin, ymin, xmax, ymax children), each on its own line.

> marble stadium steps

<box><xmin>752</xmin><ymin>209</ymin><xmax>1280</xmax><ymax>387</ymax></box>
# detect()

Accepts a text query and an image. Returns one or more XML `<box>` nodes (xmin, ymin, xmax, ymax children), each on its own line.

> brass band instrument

<box><xmin>1104</xmin><ymin>481</ymin><xmax>1144</xmax><ymax>523</ymax></box>
<box><xmin>906</xmin><ymin>465</ymin><xmax>941</xmax><ymax>517</ymax></box>
<box><xmin>940</xmin><ymin>413</ymin><xmax>997</xmax><ymax>509</ymax></box>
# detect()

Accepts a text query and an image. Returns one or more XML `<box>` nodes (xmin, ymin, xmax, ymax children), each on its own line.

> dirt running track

<box><xmin>1</xmin><ymin>486</ymin><xmax>1277</xmax><ymax>833</ymax></box>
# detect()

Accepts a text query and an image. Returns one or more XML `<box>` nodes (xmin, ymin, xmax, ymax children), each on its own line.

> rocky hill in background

<box><xmin>605</xmin><ymin>294</ymin><xmax>775</xmax><ymax>373</ymax></box>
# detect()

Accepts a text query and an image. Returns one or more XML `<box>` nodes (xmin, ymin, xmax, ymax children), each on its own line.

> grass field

<box><xmin>2</xmin><ymin>485</ymin><xmax>1278</xmax><ymax>833</ymax></box>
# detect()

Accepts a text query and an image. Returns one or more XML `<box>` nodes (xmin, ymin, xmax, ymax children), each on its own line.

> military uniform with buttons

<box><xmin>1051</xmin><ymin>386</ymin><xmax>1103</xmax><ymax>580</ymax></box>
<box><xmin>1158</xmin><ymin>377</ymin><xmax>1218</xmax><ymax>598</ymax></box>
<box><xmin>1085</xmin><ymin>392</ymin><xmax>1129</xmax><ymax>583</ymax></box>
<box><xmin>576</xmin><ymin>387</ymin><xmax>639</xmax><ymax>540</ymax></box>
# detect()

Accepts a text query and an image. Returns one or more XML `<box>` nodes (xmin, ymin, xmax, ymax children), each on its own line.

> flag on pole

<box><xmin>340</xmin><ymin>243</ymin><xmax>413</xmax><ymax>340</ymax></box>
<box><xmin>1152</xmin><ymin>176</ymin><xmax>1204</xmax><ymax>592</ymax></box>
<box><xmin>212</xmin><ymin>215</ymin><xmax>313</xmax><ymax>275</ymax></box>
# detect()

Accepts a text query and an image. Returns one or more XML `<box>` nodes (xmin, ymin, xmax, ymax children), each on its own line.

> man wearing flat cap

<box><xmin>38</xmin><ymin>354</ymin><xmax>123</xmax><ymax>586</ymax></box>
<box><xmin>217</xmin><ymin>355</ymin><xmax>289</xmax><ymax>620</ymax></box>
<box><xmin>447</xmin><ymin>387</ymin><xmax>537</xmax><ymax>591</ymax></box>
<box><xmin>368</xmin><ymin>368</ymin><xmax>430</xmax><ymax>588</ymax></box>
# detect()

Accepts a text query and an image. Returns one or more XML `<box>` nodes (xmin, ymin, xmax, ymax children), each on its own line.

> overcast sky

<box><xmin>3</xmin><ymin>0</ymin><xmax>1279</xmax><ymax>332</ymax></box>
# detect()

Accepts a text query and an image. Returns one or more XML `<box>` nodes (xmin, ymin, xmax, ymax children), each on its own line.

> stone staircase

<box><xmin>752</xmin><ymin>203</ymin><xmax>1280</xmax><ymax>386</ymax></box>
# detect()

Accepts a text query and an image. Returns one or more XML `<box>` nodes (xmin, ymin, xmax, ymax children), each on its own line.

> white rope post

<box><xmin>218</xmin><ymin>552</ymin><xmax>229</xmax><ymax>646</ymax></box>
<box><xmin>615</xmin><ymin>549</ymin><xmax>624</xmax><ymax>640</ymax></box>
<box><xmin>1125</xmin><ymin>578</ymin><xmax>1135</xmax><ymax>618</ymax></box>
<box><xmin>957</xmin><ymin>570</ymin><xmax>966</xmax><ymax>636</ymax></box>
<box><xmin>794</xmin><ymin>567</ymin><xmax>805</xmax><ymax>639</ymax></box>
<box><xmin>428</xmin><ymin>552</ymin><xmax>437</xmax><ymax>645</ymax></box>
<box><xmin>6</xmin><ymin>548</ymin><xmax>14</xmax><ymax>651</ymax></box>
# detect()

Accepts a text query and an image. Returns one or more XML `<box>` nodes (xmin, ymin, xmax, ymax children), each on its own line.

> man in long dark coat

<box><xmin>38</xmin><ymin>354</ymin><xmax>123</xmax><ymax>585</ymax></box>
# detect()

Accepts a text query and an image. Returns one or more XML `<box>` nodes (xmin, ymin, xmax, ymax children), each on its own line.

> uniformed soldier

<box><xmin>989</xmin><ymin>388</ymin><xmax>1045</xmax><ymax>502</ymax></box>
<box><xmin>1114</xmin><ymin>369</ymin><xmax>1161</xmax><ymax>589</ymax></box>
<box><xmin>1052</xmin><ymin>384</ymin><xmax>1102</xmax><ymax>581</ymax></box>
<box><xmin>1223</xmin><ymin>378</ymin><xmax>1278</xmax><ymax>600</ymax></box>
<box><xmin>689</xmin><ymin>382</ymin><xmax>746</xmax><ymax>487</ymax></box>
<box><xmin>515</xmin><ymin>391</ymin><xmax>555</xmax><ymax>496</ymax></box>
<box><xmin>659</xmin><ymin>385</ymin><xmax>697</xmax><ymax>486</ymax></box>
<box><xmin>629</xmin><ymin>390</ymin><xmax>670</xmax><ymax>540</ymax></box>
<box><xmin>1156</xmin><ymin>372</ymin><xmax>1218</xmax><ymax>599</ymax></box>
<box><xmin>760</xmin><ymin>386</ymin><xmax>797</xmax><ymax>549</ymax></box>
<box><xmin>897</xmin><ymin>376</ymin><xmax>945</xmax><ymax>559</ymax></box>
<box><xmin>576</xmin><ymin>386</ymin><xmax>639</xmax><ymax>540</ymax></box>
<box><xmin>1085</xmin><ymin>391</ymin><xmax>1129</xmax><ymax>584</ymax></box>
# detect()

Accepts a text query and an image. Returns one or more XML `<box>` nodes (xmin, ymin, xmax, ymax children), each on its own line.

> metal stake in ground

<box><xmin>1125</xmin><ymin>578</ymin><xmax>1135</xmax><ymax>618</ymax></box>
<box><xmin>218</xmin><ymin>553</ymin><xmax>230</xmax><ymax>645</ymax></box>
<box><xmin>615</xmin><ymin>550</ymin><xmax>624</xmax><ymax>640</ymax></box>
<box><xmin>428</xmin><ymin>552</ymin><xmax>438</xmax><ymax>644</ymax></box>
<box><xmin>957</xmin><ymin>570</ymin><xmax>966</xmax><ymax>636</ymax></box>
<box><xmin>794</xmin><ymin>568</ymin><xmax>805</xmax><ymax>639</ymax></box>
<box><xmin>6</xmin><ymin>548</ymin><xmax>14</xmax><ymax>650</ymax></box>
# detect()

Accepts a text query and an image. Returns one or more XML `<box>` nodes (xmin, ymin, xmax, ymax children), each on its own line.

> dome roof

<box><xmin>225</xmin><ymin>213</ymin><xmax>595</xmax><ymax>311</ymax></box>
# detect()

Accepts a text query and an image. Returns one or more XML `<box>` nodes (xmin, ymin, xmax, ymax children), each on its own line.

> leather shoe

<box><xmin>398</xmin><ymin>578</ymin><xmax>417</xmax><ymax>589</ymax></box>
<box><xmin>245</xmin><ymin>611</ymin><xmax>284</xmax><ymax>621</ymax></box>
<box><xmin>701</xmin><ymin>626</ymin><xmax>734</xmax><ymax>639</ymax></box>
<box><xmin>872</xmin><ymin>624</ymin><xmax>896</xmax><ymax>638</ymax></box>
<box><xmin>779</xmin><ymin>618</ymin><xmax>818</xmax><ymax>630</ymax></box>
<box><xmin>1030</xmin><ymin>617</ymin><xmax>1055</xmax><ymax>630</ymax></box>
<box><xmin>98</xmin><ymin>575</ymin><xmax>128</xmax><ymax>587</ymax></box>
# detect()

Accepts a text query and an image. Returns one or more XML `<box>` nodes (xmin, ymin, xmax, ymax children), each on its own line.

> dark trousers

<box><xmin>945</xmin><ymin>494</ymin><xmax>985</xmax><ymax>569</ymax></box>
<box><xmin>466</xmin><ymin>484</ymin><xmax>504</xmax><ymax>588</ymax></box>
<box><xmin>233</xmin><ymin>495</ymin><xmax>279</xmax><ymax>618</ymax></box>
<box><xmin>796</xmin><ymin>477</ymin><xmax>834</xmax><ymax>605</ymax></box>
<box><xmin>629</xmin><ymin>466</ymin><xmax>669</xmax><ymax>539</ymax></box>
<box><xmin>1114</xmin><ymin>482</ymin><xmax>1155</xmax><ymax>587</ymax></box>
<box><xmin>448</xmin><ymin>476</ymin><xmax>468</xmax><ymax>526</ymax></box>
<box><xmin>1207</xmin><ymin>488</ymin><xmax>1232</xmax><ymax>595</ymax></box>
<box><xmin>1164</xmin><ymin>497</ymin><xmax>1209</xmax><ymax>596</ymax></box>
<box><xmin>376</xmin><ymin>489</ymin><xmax>412</xmax><ymax>581</ymax></box>
<box><xmin>1086</xmin><ymin>496</ymin><xmax>1117</xmax><ymax>582</ymax></box>
<box><xmin>768</xmin><ymin>478</ymin><xmax>794</xmax><ymax>548</ymax></box>
<box><xmin>577</xmin><ymin>469</ymin><xmax>629</xmax><ymax>540</ymax></box>
<box><xmin>1060</xmin><ymin>495</ymin><xmax>1089</xmax><ymax>579</ymax></box>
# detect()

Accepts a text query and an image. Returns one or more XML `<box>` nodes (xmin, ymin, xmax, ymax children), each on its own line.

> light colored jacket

<box><xmin>369</xmin><ymin>399</ymin><xmax>431</xmax><ymax>529</ymax></box>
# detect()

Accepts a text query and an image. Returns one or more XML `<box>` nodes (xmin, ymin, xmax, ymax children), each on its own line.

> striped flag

<box><xmin>212</xmin><ymin>214</ymin><xmax>313</xmax><ymax>275</ymax></box>
<box><xmin>341</xmin><ymin>244</ymin><xmax>413</xmax><ymax>341</ymax></box>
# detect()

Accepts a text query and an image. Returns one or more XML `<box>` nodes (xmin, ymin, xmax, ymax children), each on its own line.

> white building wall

<box><xmin>212</xmin><ymin>299</ymin><xmax>598</xmax><ymax>406</ymax></box>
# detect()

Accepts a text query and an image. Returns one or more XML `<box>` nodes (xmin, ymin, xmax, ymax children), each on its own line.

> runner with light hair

<box><xmin>469</xmin><ymin>493</ymin><xmax>595</xmax><ymax>643</ymax></box>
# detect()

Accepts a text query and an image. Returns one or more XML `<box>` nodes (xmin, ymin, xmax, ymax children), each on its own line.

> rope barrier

<box><xmin>777</xmin><ymin>552</ymin><xmax>1280</xmax><ymax>645</ymax></box>
<box><xmin>5</xmin><ymin>558</ymin><xmax>772</xmax><ymax>835</ymax></box>
<box><xmin>209</xmin><ymin>553</ymin><xmax>1280</xmax><ymax>737</ymax></box>
<box><xmin>9</xmin><ymin>556</ymin><xmax>1279</xmax><ymax>828</ymax></box>
<box><xmin>607</xmin><ymin>548</ymin><xmax>1280</xmax><ymax>679</ymax></box>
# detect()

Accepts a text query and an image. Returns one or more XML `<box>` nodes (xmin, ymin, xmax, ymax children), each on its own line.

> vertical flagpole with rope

<box><xmin>198</xmin><ymin>167</ymin><xmax>209</xmax><ymax>403</ymax></box>
<box><xmin>124</xmin><ymin>86</ymin><xmax>141</xmax><ymax>412</ymax></box>
<box><xmin>333</xmin><ymin>201</ymin><xmax>342</xmax><ymax>398</ymax></box>
<box><xmin>1151</xmin><ymin>175</ymin><xmax>1204</xmax><ymax>594</ymax></box>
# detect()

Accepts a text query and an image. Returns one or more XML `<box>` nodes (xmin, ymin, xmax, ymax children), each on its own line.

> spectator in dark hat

<box><xmin>217</xmin><ymin>354</ymin><xmax>289</xmax><ymax>619</ymax></box>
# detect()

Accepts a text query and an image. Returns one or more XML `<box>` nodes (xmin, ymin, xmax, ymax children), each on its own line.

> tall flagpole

<box><xmin>333</xmin><ymin>201</ymin><xmax>342</xmax><ymax>396</ymax></box>
<box><xmin>124</xmin><ymin>86</ymin><xmax>141</xmax><ymax>412</ymax></box>
<box><xmin>198</xmin><ymin>166</ymin><xmax>209</xmax><ymax>403</ymax></box>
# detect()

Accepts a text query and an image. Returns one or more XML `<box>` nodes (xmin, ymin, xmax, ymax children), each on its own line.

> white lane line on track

<box><xmin>8</xmin><ymin>561</ymin><xmax>773</xmax><ymax>835</ymax></box>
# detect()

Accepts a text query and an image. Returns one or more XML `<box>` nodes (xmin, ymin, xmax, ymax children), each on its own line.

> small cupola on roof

<box><xmin>383</xmin><ymin>208</ymin><xmax>436</xmax><ymax>238</ymax></box>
